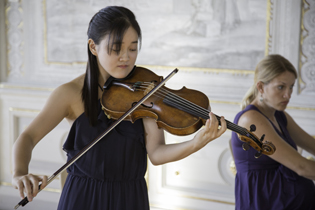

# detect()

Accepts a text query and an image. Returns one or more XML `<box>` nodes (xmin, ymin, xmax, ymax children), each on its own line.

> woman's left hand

<box><xmin>192</xmin><ymin>112</ymin><xmax>227</xmax><ymax>151</ymax></box>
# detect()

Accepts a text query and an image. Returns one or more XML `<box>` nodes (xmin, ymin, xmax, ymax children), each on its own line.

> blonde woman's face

<box><xmin>262</xmin><ymin>71</ymin><xmax>296</xmax><ymax>111</ymax></box>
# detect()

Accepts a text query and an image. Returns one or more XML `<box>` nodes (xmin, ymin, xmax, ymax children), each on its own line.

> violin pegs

<box><xmin>250</xmin><ymin>124</ymin><xmax>256</xmax><ymax>132</ymax></box>
<box><xmin>260</xmin><ymin>134</ymin><xmax>265</xmax><ymax>142</ymax></box>
<box><xmin>242</xmin><ymin>142</ymin><xmax>250</xmax><ymax>151</ymax></box>
<box><xmin>254</xmin><ymin>151</ymin><xmax>262</xmax><ymax>159</ymax></box>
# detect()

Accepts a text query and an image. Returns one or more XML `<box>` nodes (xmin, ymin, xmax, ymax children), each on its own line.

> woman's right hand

<box><xmin>11</xmin><ymin>78</ymin><xmax>83</xmax><ymax>201</ymax></box>
<box><xmin>12</xmin><ymin>173</ymin><xmax>48</xmax><ymax>202</ymax></box>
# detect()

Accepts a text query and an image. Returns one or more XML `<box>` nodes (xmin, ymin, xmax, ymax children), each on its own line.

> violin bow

<box><xmin>14</xmin><ymin>68</ymin><xmax>178</xmax><ymax>209</ymax></box>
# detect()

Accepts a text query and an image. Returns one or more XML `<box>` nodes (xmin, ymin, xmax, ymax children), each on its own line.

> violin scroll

<box><xmin>261</xmin><ymin>141</ymin><xmax>276</xmax><ymax>155</ymax></box>
<box><xmin>238</xmin><ymin>124</ymin><xmax>276</xmax><ymax>158</ymax></box>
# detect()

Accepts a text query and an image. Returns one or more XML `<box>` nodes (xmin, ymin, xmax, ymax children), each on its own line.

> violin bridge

<box><xmin>132</xmin><ymin>82</ymin><xmax>142</xmax><ymax>91</ymax></box>
<box><xmin>144</xmin><ymin>82</ymin><xmax>155</xmax><ymax>95</ymax></box>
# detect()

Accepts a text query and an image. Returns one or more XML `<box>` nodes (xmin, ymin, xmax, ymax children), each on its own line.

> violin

<box><xmin>14</xmin><ymin>66</ymin><xmax>275</xmax><ymax>208</ymax></box>
<box><xmin>101</xmin><ymin>66</ymin><xmax>276</xmax><ymax>157</ymax></box>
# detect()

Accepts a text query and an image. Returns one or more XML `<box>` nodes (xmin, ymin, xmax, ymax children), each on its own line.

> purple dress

<box><xmin>57</xmin><ymin>101</ymin><xmax>149</xmax><ymax>210</ymax></box>
<box><xmin>231</xmin><ymin>105</ymin><xmax>315</xmax><ymax>210</ymax></box>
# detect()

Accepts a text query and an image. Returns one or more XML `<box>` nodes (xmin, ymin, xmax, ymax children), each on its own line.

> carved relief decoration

<box><xmin>299</xmin><ymin>0</ymin><xmax>315</xmax><ymax>94</ymax></box>
<box><xmin>5</xmin><ymin>0</ymin><xmax>24</xmax><ymax>79</ymax></box>
<box><xmin>266</xmin><ymin>0</ymin><xmax>274</xmax><ymax>55</ymax></box>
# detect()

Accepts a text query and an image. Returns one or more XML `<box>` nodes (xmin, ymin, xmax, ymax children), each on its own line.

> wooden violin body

<box><xmin>101</xmin><ymin>66</ymin><xmax>209</xmax><ymax>136</ymax></box>
<box><xmin>101</xmin><ymin>66</ymin><xmax>276</xmax><ymax>157</ymax></box>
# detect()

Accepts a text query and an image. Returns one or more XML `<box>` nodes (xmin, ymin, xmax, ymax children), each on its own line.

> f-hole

<box><xmin>132</xmin><ymin>102</ymin><xmax>154</xmax><ymax>108</ymax></box>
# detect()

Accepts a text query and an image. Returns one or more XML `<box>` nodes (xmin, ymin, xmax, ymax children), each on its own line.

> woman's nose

<box><xmin>119</xmin><ymin>50</ymin><xmax>129</xmax><ymax>62</ymax></box>
<box><xmin>283</xmin><ymin>89</ymin><xmax>292</xmax><ymax>99</ymax></box>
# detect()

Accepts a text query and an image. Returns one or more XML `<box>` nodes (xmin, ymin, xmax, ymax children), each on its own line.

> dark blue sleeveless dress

<box><xmin>231</xmin><ymin>105</ymin><xmax>315</xmax><ymax>210</ymax></box>
<box><xmin>57</xmin><ymin>101</ymin><xmax>149</xmax><ymax>210</ymax></box>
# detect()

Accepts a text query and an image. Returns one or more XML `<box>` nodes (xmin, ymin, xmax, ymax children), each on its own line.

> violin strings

<box><xmin>140</xmin><ymin>82</ymin><xmax>209</xmax><ymax>116</ymax></box>
<box><xmin>161</xmin><ymin>87</ymin><xmax>249</xmax><ymax>135</ymax></box>
<box><xmin>136</xmin><ymin>82</ymin><xmax>249</xmax><ymax>136</ymax></box>
<box><xmin>137</xmin><ymin>83</ymin><xmax>208</xmax><ymax>123</ymax></box>
<box><xmin>138</xmin><ymin>82</ymin><xmax>248</xmax><ymax>135</ymax></box>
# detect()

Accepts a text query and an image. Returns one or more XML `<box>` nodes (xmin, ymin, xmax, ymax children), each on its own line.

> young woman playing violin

<box><xmin>11</xmin><ymin>6</ymin><xmax>227</xmax><ymax>210</ymax></box>
<box><xmin>231</xmin><ymin>54</ymin><xmax>315</xmax><ymax>210</ymax></box>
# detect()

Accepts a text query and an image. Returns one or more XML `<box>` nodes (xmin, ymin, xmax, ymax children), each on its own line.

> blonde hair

<box><xmin>241</xmin><ymin>54</ymin><xmax>297</xmax><ymax>110</ymax></box>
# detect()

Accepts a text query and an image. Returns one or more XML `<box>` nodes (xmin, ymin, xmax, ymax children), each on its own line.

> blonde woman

<box><xmin>231</xmin><ymin>54</ymin><xmax>315</xmax><ymax>210</ymax></box>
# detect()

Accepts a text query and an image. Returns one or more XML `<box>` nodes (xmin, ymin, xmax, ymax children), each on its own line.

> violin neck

<box><xmin>211</xmin><ymin>113</ymin><xmax>247</xmax><ymax>136</ymax></box>
<box><xmin>188</xmin><ymin>107</ymin><xmax>247</xmax><ymax>136</ymax></box>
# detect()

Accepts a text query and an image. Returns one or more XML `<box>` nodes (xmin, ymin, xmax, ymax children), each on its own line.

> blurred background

<box><xmin>0</xmin><ymin>0</ymin><xmax>314</xmax><ymax>209</ymax></box>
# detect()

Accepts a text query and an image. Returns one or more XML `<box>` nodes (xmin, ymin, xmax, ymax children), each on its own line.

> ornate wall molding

<box><xmin>5</xmin><ymin>0</ymin><xmax>24</xmax><ymax>79</ymax></box>
<box><xmin>299</xmin><ymin>0</ymin><xmax>315</xmax><ymax>94</ymax></box>
<box><xmin>266</xmin><ymin>0</ymin><xmax>274</xmax><ymax>55</ymax></box>
<box><xmin>0</xmin><ymin>1</ymin><xmax>6</xmax><ymax>82</ymax></box>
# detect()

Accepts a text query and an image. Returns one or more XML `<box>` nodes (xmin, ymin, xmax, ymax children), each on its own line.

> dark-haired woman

<box><xmin>12</xmin><ymin>6</ymin><xmax>226</xmax><ymax>210</ymax></box>
<box><xmin>231</xmin><ymin>54</ymin><xmax>315</xmax><ymax>210</ymax></box>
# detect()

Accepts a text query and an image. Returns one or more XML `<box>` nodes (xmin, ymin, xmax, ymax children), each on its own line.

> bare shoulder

<box><xmin>238</xmin><ymin>109</ymin><xmax>268</xmax><ymax>128</ymax></box>
<box><xmin>47</xmin><ymin>74</ymin><xmax>85</xmax><ymax>120</ymax></box>
<box><xmin>238</xmin><ymin>109</ymin><xmax>262</xmax><ymax>124</ymax></box>
<box><xmin>20</xmin><ymin>74</ymin><xmax>86</xmax><ymax>142</ymax></box>
<box><xmin>55</xmin><ymin>74</ymin><xmax>85</xmax><ymax>97</ymax></box>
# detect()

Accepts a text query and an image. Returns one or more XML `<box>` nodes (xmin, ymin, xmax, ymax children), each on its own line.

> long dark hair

<box><xmin>82</xmin><ymin>6</ymin><xmax>142</xmax><ymax>126</ymax></box>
